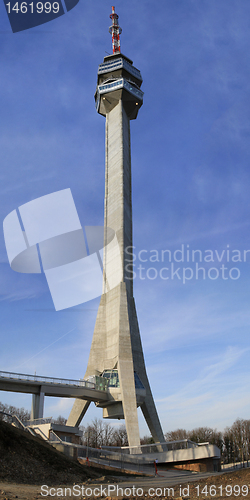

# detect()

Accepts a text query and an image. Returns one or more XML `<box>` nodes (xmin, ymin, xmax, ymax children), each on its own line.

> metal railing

<box><xmin>120</xmin><ymin>439</ymin><xmax>202</xmax><ymax>455</ymax></box>
<box><xmin>77</xmin><ymin>445</ymin><xmax>154</xmax><ymax>474</ymax></box>
<box><xmin>23</xmin><ymin>417</ymin><xmax>52</xmax><ymax>426</ymax></box>
<box><xmin>221</xmin><ymin>460</ymin><xmax>249</xmax><ymax>471</ymax></box>
<box><xmin>98</xmin><ymin>78</ymin><xmax>144</xmax><ymax>101</ymax></box>
<box><xmin>49</xmin><ymin>430</ymin><xmax>62</xmax><ymax>443</ymax></box>
<box><xmin>98</xmin><ymin>58</ymin><xmax>142</xmax><ymax>81</ymax></box>
<box><xmin>0</xmin><ymin>370</ymin><xmax>108</xmax><ymax>391</ymax></box>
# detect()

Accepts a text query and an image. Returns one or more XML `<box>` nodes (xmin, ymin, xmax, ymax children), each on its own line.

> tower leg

<box><xmin>128</xmin><ymin>298</ymin><xmax>166</xmax><ymax>445</ymax></box>
<box><xmin>31</xmin><ymin>390</ymin><xmax>44</xmax><ymax>420</ymax></box>
<box><xmin>67</xmin><ymin>400</ymin><xmax>91</xmax><ymax>428</ymax></box>
<box><xmin>119</xmin><ymin>357</ymin><xmax>140</xmax><ymax>450</ymax></box>
<box><xmin>67</xmin><ymin>296</ymin><xmax>106</xmax><ymax>427</ymax></box>
<box><xmin>118</xmin><ymin>283</ymin><xmax>140</xmax><ymax>449</ymax></box>
<box><xmin>141</xmin><ymin>396</ymin><xmax>165</xmax><ymax>444</ymax></box>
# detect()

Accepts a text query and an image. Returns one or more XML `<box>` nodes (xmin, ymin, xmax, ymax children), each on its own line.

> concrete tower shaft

<box><xmin>103</xmin><ymin>100</ymin><xmax>133</xmax><ymax>296</ymax></box>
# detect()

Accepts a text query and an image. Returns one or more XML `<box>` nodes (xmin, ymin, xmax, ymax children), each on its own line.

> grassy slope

<box><xmin>0</xmin><ymin>419</ymin><xmax>100</xmax><ymax>484</ymax></box>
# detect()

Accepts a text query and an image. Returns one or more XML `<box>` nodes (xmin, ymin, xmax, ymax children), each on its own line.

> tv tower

<box><xmin>67</xmin><ymin>7</ymin><xmax>165</xmax><ymax>449</ymax></box>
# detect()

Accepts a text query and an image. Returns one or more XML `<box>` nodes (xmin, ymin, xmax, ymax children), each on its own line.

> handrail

<box><xmin>120</xmin><ymin>438</ymin><xmax>208</xmax><ymax>455</ymax></box>
<box><xmin>0</xmin><ymin>370</ymin><xmax>106</xmax><ymax>390</ymax></box>
<box><xmin>49</xmin><ymin>431</ymin><xmax>62</xmax><ymax>443</ymax></box>
<box><xmin>98</xmin><ymin>78</ymin><xmax>144</xmax><ymax>100</ymax></box>
<box><xmin>11</xmin><ymin>414</ymin><xmax>26</xmax><ymax>430</ymax></box>
<box><xmin>23</xmin><ymin>417</ymin><xmax>52</xmax><ymax>426</ymax></box>
<box><xmin>98</xmin><ymin>57</ymin><xmax>142</xmax><ymax>81</ymax></box>
<box><xmin>121</xmin><ymin>438</ymin><xmax>200</xmax><ymax>450</ymax></box>
<box><xmin>33</xmin><ymin>427</ymin><xmax>49</xmax><ymax>440</ymax></box>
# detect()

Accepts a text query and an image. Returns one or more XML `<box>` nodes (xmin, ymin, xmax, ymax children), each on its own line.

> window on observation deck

<box><xmin>98</xmin><ymin>58</ymin><xmax>142</xmax><ymax>83</ymax></box>
<box><xmin>102</xmin><ymin>369</ymin><xmax>145</xmax><ymax>390</ymax></box>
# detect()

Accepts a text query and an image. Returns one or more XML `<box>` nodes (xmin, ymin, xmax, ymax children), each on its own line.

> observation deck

<box><xmin>98</xmin><ymin>55</ymin><xmax>142</xmax><ymax>83</ymax></box>
<box><xmin>95</xmin><ymin>52</ymin><xmax>143</xmax><ymax>120</ymax></box>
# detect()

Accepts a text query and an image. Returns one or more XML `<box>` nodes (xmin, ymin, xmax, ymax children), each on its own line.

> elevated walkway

<box><xmin>0</xmin><ymin>370</ymin><xmax>108</xmax><ymax>399</ymax></box>
<box><xmin>0</xmin><ymin>370</ymin><xmax>108</xmax><ymax>419</ymax></box>
<box><xmin>102</xmin><ymin>439</ymin><xmax>221</xmax><ymax>472</ymax></box>
<box><xmin>122</xmin><ymin>440</ymin><xmax>221</xmax><ymax>472</ymax></box>
<box><xmin>50</xmin><ymin>438</ymin><xmax>221</xmax><ymax>473</ymax></box>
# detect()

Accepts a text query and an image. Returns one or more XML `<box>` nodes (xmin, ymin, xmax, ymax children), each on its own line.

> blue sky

<box><xmin>1</xmin><ymin>0</ymin><xmax>250</xmax><ymax>438</ymax></box>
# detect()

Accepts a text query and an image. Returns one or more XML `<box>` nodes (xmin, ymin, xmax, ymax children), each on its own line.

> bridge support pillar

<box><xmin>31</xmin><ymin>390</ymin><xmax>44</xmax><ymax>420</ymax></box>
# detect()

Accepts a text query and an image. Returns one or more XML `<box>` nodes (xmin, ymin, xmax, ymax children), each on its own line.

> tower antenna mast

<box><xmin>109</xmin><ymin>6</ymin><xmax>122</xmax><ymax>54</ymax></box>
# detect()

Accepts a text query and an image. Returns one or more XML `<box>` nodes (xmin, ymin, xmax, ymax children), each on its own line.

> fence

<box><xmin>77</xmin><ymin>445</ymin><xmax>154</xmax><ymax>474</ymax></box>
<box><xmin>49</xmin><ymin>438</ymin><xmax>154</xmax><ymax>474</ymax></box>
<box><xmin>119</xmin><ymin>438</ymin><xmax>201</xmax><ymax>455</ymax></box>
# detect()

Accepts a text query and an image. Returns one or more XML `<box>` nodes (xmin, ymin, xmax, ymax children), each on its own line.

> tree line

<box><xmin>0</xmin><ymin>401</ymin><xmax>30</xmax><ymax>423</ymax></box>
<box><xmin>163</xmin><ymin>420</ymin><xmax>250</xmax><ymax>464</ymax></box>
<box><xmin>51</xmin><ymin>415</ymin><xmax>129</xmax><ymax>448</ymax></box>
<box><xmin>0</xmin><ymin>401</ymin><xmax>249</xmax><ymax>464</ymax></box>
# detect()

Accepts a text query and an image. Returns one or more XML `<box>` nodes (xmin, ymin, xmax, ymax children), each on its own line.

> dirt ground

<box><xmin>180</xmin><ymin>466</ymin><xmax>250</xmax><ymax>499</ymax></box>
<box><xmin>1</xmin><ymin>467</ymin><xmax>250</xmax><ymax>499</ymax></box>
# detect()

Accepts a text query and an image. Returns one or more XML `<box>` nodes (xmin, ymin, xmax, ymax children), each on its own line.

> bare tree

<box><xmin>86</xmin><ymin>419</ymin><xmax>101</xmax><ymax>448</ymax></box>
<box><xmin>102</xmin><ymin>421</ymin><xmax>114</xmax><ymax>446</ymax></box>
<box><xmin>229</xmin><ymin>418</ymin><xmax>250</xmax><ymax>464</ymax></box>
<box><xmin>223</xmin><ymin>426</ymin><xmax>235</xmax><ymax>464</ymax></box>
<box><xmin>165</xmin><ymin>428</ymin><xmax>189</xmax><ymax>442</ymax></box>
<box><xmin>113</xmin><ymin>425</ymin><xmax>128</xmax><ymax>447</ymax></box>
<box><xmin>243</xmin><ymin>419</ymin><xmax>250</xmax><ymax>465</ymax></box>
<box><xmin>189</xmin><ymin>427</ymin><xmax>223</xmax><ymax>453</ymax></box>
<box><xmin>52</xmin><ymin>415</ymin><xmax>67</xmax><ymax>425</ymax></box>
<box><xmin>0</xmin><ymin>402</ymin><xmax>30</xmax><ymax>423</ymax></box>
<box><xmin>140</xmin><ymin>435</ymin><xmax>154</xmax><ymax>445</ymax></box>
<box><xmin>81</xmin><ymin>418</ymin><xmax>115</xmax><ymax>448</ymax></box>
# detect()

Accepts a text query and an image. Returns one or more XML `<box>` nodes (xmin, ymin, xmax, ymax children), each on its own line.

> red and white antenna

<box><xmin>109</xmin><ymin>6</ymin><xmax>122</xmax><ymax>54</ymax></box>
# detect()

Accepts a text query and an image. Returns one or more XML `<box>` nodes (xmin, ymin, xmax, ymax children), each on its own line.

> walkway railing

<box><xmin>0</xmin><ymin>371</ymin><xmax>108</xmax><ymax>391</ymax></box>
<box><xmin>77</xmin><ymin>445</ymin><xmax>154</xmax><ymax>473</ymax></box>
<box><xmin>120</xmin><ymin>439</ymin><xmax>204</xmax><ymax>455</ymax></box>
<box><xmin>23</xmin><ymin>417</ymin><xmax>52</xmax><ymax>426</ymax></box>
<box><xmin>221</xmin><ymin>460</ymin><xmax>249</xmax><ymax>471</ymax></box>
